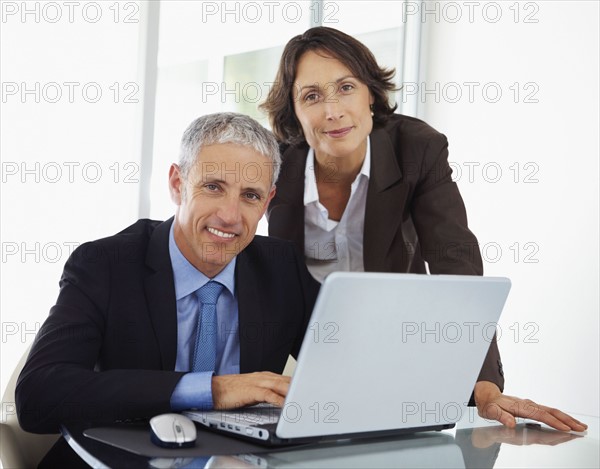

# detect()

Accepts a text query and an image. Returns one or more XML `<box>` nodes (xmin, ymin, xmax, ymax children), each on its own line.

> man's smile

<box><xmin>207</xmin><ymin>227</ymin><xmax>237</xmax><ymax>239</ymax></box>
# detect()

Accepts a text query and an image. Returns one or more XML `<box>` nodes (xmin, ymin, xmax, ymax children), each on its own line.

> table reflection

<box><xmin>456</xmin><ymin>423</ymin><xmax>582</xmax><ymax>469</ymax></box>
<box><xmin>165</xmin><ymin>423</ymin><xmax>583</xmax><ymax>469</ymax></box>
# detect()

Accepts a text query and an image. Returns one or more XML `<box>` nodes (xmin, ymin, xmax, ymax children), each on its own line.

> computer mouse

<box><xmin>149</xmin><ymin>413</ymin><xmax>197</xmax><ymax>448</ymax></box>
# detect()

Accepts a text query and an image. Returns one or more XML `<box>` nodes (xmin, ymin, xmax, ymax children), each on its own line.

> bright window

<box><xmin>148</xmin><ymin>1</ymin><xmax>408</xmax><ymax>232</ymax></box>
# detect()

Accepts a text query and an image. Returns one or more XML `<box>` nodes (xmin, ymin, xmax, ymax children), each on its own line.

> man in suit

<box><xmin>15</xmin><ymin>113</ymin><xmax>320</xmax><ymax>465</ymax></box>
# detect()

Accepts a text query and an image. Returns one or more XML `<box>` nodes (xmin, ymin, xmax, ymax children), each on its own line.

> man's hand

<box><xmin>474</xmin><ymin>381</ymin><xmax>588</xmax><ymax>432</ymax></box>
<box><xmin>212</xmin><ymin>372</ymin><xmax>291</xmax><ymax>409</ymax></box>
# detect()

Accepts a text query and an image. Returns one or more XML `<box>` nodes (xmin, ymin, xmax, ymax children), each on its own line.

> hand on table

<box><xmin>474</xmin><ymin>381</ymin><xmax>587</xmax><ymax>432</ymax></box>
<box><xmin>211</xmin><ymin>372</ymin><xmax>290</xmax><ymax>409</ymax></box>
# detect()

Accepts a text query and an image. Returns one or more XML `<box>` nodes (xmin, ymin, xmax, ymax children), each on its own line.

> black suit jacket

<box><xmin>268</xmin><ymin>114</ymin><xmax>504</xmax><ymax>393</ymax></box>
<box><xmin>16</xmin><ymin>218</ymin><xmax>319</xmax><ymax>434</ymax></box>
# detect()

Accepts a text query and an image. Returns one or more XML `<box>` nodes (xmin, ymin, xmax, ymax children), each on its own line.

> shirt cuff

<box><xmin>170</xmin><ymin>372</ymin><xmax>214</xmax><ymax>411</ymax></box>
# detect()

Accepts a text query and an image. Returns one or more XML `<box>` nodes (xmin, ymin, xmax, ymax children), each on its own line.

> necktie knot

<box><xmin>197</xmin><ymin>281</ymin><xmax>224</xmax><ymax>305</ymax></box>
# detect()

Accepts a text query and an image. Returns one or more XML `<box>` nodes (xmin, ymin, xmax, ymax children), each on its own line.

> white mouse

<box><xmin>149</xmin><ymin>413</ymin><xmax>197</xmax><ymax>448</ymax></box>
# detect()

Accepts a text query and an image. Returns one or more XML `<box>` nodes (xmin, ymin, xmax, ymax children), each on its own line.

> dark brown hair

<box><xmin>260</xmin><ymin>27</ymin><xmax>398</xmax><ymax>144</ymax></box>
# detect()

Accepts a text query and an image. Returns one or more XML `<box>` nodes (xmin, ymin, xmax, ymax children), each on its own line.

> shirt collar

<box><xmin>169</xmin><ymin>222</ymin><xmax>236</xmax><ymax>300</ymax></box>
<box><xmin>304</xmin><ymin>137</ymin><xmax>371</xmax><ymax>207</ymax></box>
<box><xmin>362</xmin><ymin>137</ymin><xmax>372</xmax><ymax>179</ymax></box>
<box><xmin>304</xmin><ymin>148</ymin><xmax>319</xmax><ymax>206</ymax></box>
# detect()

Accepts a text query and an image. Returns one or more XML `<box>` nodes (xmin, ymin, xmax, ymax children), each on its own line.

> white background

<box><xmin>419</xmin><ymin>0</ymin><xmax>599</xmax><ymax>418</ymax></box>
<box><xmin>1</xmin><ymin>0</ymin><xmax>598</xmax><ymax>426</ymax></box>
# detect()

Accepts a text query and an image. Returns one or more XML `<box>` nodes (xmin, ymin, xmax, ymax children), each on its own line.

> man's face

<box><xmin>169</xmin><ymin>143</ymin><xmax>276</xmax><ymax>277</ymax></box>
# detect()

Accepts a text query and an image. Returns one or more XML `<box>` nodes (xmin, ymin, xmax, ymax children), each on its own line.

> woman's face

<box><xmin>292</xmin><ymin>50</ymin><xmax>374</xmax><ymax>164</ymax></box>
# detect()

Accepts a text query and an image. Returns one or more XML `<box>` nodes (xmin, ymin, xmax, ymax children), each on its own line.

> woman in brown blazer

<box><xmin>261</xmin><ymin>26</ymin><xmax>585</xmax><ymax>433</ymax></box>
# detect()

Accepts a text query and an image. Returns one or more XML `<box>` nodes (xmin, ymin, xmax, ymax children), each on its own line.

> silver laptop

<box><xmin>184</xmin><ymin>272</ymin><xmax>511</xmax><ymax>446</ymax></box>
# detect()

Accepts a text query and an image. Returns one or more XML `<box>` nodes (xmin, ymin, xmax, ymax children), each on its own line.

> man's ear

<box><xmin>168</xmin><ymin>164</ymin><xmax>183</xmax><ymax>205</ymax></box>
<box><xmin>262</xmin><ymin>185</ymin><xmax>277</xmax><ymax>217</ymax></box>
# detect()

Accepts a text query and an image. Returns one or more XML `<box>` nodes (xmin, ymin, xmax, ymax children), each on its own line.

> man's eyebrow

<box><xmin>197</xmin><ymin>177</ymin><xmax>267</xmax><ymax>197</ymax></box>
<box><xmin>298</xmin><ymin>75</ymin><xmax>357</xmax><ymax>92</ymax></box>
<box><xmin>196</xmin><ymin>176</ymin><xmax>226</xmax><ymax>185</ymax></box>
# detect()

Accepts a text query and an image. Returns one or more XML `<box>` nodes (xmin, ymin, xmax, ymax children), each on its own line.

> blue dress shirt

<box><xmin>168</xmin><ymin>224</ymin><xmax>240</xmax><ymax>410</ymax></box>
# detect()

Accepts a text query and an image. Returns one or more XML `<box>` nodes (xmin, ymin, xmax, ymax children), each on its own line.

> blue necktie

<box><xmin>192</xmin><ymin>281</ymin><xmax>224</xmax><ymax>372</ymax></box>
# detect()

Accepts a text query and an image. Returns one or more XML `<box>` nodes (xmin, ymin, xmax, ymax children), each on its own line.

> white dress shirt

<box><xmin>303</xmin><ymin>138</ymin><xmax>371</xmax><ymax>283</ymax></box>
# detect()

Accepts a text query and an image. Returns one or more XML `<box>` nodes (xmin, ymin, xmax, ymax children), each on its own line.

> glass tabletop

<box><xmin>62</xmin><ymin>412</ymin><xmax>599</xmax><ymax>468</ymax></box>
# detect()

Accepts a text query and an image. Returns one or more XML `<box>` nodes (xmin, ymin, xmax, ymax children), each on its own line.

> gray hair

<box><xmin>179</xmin><ymin>112</ymin><xmax>281</xmax><ymax>185</ymax></box>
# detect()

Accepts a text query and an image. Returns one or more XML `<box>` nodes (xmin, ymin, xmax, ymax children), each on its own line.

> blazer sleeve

<box><xmin>410</xmin><ymin>132</ymin><xmax>482</xmax><ymax>275</ymax></box>
<box><xmin>15</xmin><ymin>241</ymin><xmax>185</xmax><ymax>434</ymax></box>
<box><xmin>410</xmin><ymin>132</ymin><xmax>504</xmax><ymax>396</ymax></box>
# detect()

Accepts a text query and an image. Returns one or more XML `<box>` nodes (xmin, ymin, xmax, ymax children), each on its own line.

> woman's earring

<box><xmin>370</xmin><ymin>104</ymin><xmax>374</xmax><ymax>117</ymax></box>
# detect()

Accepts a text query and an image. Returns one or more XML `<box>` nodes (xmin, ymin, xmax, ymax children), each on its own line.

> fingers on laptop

<box><xmin>212</xmin><ymin>372</ymin><xmax>291</xmax><ymax>409</ymax></box>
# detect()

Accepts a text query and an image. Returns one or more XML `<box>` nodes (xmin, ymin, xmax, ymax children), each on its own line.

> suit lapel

<box><xmin>364</xmin><ymin>128</ymin><xmax>408</xmax><ymax>271</ymax></box>
<box><xmin>144</xmin><ymin>218</ymin><xmax>178</xmax><ymax>370</ymax></box>
<box><xmin>235</xmin><ymin>248</ymin><xmax>263</xmax><ymax>373</ymax></box>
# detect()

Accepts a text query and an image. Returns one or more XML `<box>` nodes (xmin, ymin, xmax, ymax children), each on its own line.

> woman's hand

<box><xmin>474</xmin><ymin>381</ymin><xmax>587</xmax><ymax>432</ymax></box>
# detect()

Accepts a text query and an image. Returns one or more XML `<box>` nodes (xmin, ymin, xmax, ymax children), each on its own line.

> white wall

<box><xmin>418</xmin><ymin>0</ymin><xmax>599</xmax><ymax>416</ymax></box>
<box><xmin>1</xmin><ymin>2</ymin><xmax>142</xmax><ymax>398</ymax></box>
